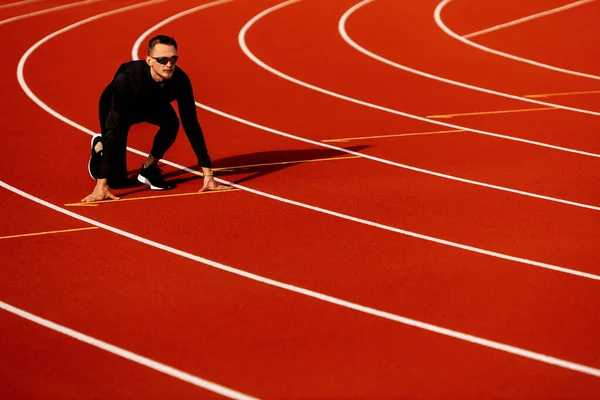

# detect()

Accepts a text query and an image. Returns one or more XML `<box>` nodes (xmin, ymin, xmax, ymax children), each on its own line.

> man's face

<box><xmin>146</xmin><ymin>43</ymin><xmax>178</xmax><ymax>82</ymax></box>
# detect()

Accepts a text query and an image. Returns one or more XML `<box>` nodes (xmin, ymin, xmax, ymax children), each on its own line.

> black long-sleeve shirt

<box><xmin>100</xmin><ymin>60</ymin><xmax>211</xmax><ymax>173</ymax></box>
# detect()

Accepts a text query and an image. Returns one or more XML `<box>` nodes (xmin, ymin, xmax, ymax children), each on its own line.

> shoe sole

<box><xmin>88</xmin><ymin>134</ymin><xmax>102</xmax><ymax>180</ymax></box>
<box><xmin>137</xmin><ymin>174</ymin><xmax>167</xmax><ymax>190</ymax></box>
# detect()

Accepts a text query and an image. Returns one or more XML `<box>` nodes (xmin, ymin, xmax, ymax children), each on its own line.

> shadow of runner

<box><xmin>113</xmin><ymin>145</ymin><xmax>368</xmax><ymax>197</ymax></box>
<box><xmin>166</xmin><ymin>145</ymin><xmax>369</xmax><ymax>186</ymax></box>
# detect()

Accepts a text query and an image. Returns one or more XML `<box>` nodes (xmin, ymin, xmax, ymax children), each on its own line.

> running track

<box><xmin>1</xmin><ymin>0</ymin><xmax>599</xmax><ymax>398</ymax></box>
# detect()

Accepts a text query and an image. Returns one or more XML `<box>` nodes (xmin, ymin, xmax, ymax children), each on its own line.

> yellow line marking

<box><xmin>322</xmin><ymin>129</ymin><xmax>465</xmax><ymax>143</ymax></box>
<box><xmin>0</xmin><ymin>226</ymin><xmax>98</xmax><ymax>240</ymax></box>
<box><xmin>524</xmin><ymin>90</ymin><xmax>600</xmax><ymax>99</ymax></box>
<box><xmin>322</xmin><ymin>91</ymin><xmax>597</xmax><ymax>142</ymax></box>
<box><xmin>64</xmin><ymin>189</ymin><xmax>241</xmax><ymax>207</ymax></box>
<box><xmin>428</xmin><ymin>107</ymin><xmax>557</xmax><ymax>119</ymax></box>
<box><xmin>66</xmin><ymin>157</ymin><xmax>357</xmax><ymax>207</ymax></box>
<box><xmin>213</xmin><ymin>155</ymin><xmax>361</xmax><ymax>171</ymax></box>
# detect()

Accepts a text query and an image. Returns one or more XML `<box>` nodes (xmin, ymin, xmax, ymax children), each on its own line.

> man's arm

<box><xmin>176</xmin><ymin>72</ymin><xmax>212</xmax><ymax>169</ymax></box>
<box><xmin>176</xmin><ymin>73</ymin><xmax>231</xmax><ymax>191</ymax></box>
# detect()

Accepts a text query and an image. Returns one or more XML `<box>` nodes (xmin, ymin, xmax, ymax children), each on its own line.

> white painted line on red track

<box><xmin>0</xmin><ymin>299</ymin><xmax>259</xmax><ymax>400</ymax></box>
<box><xmin>2</xmin><ymin>179</ymin><xmax>600</xmax><ymax>379</ymax></box>
<box><xmin>0</xmin><ymin>0</ymin><xmax>43</xmax><ymax>11</ymax></box>
<box><xmin>15</xmin><ymin>0</ymin><xmax>600</xmax><ymax>280</ymax></box>
<box><xmin>0</xmin><ymin>0</ymin><xmax>102</xmax><ymax>26</ymax></box>
<box><xmin>463</xmin><ymin>0</ymin><xmax>595</xmax><ymax>38</ymax></box>
<box><xmin>339</xmin><ymin>0</ymin><xmax>599</xmax><ymax>118</ymax></box>
<box><xmin>132</xmin><ymin>0</ymin><xmax>234</xmax><ymax>57</ymax></box>
<box><xmin>435</xmin><ymin>0</ymin><xmax>600</xmax><ymax>81</ymax></box>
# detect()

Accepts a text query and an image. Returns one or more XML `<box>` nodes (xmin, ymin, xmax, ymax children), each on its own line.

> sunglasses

<box><xmin>150</xmin><ymin>55</ymin><xmax>179</xmax><ymax>65</ymax></box>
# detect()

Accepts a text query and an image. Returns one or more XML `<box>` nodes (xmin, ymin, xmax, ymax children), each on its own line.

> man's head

<box><xmin>146</xmin><ymin>35</ymin><xmax>178</xmax><ymax>82</ymax></box>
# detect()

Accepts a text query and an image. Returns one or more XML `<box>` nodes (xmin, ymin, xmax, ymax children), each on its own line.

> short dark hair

<box><xmin>147</xmin><ymin>35</ymin><xmax>177</xmax><ymax>54</ymax></box>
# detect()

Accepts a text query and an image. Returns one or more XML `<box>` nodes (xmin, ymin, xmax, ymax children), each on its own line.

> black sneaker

<box><xmin>137</xmin><ymin>164</ymin><xmax>171</xmax><ymax>190</ymax></box>
<box><xmin>88</xmin><ymin>134</ymin><xmax>103</xmax><ymax>180</ymax></box>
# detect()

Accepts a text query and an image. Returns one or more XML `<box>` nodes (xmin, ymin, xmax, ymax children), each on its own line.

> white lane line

<box><xmin>129</xmin><ymin>0</ymin><xmax>600</xmax><ymax>213</ymax></box>
<box><xmin>0</xmin><ymin>0</ymin><xmax>43</xmax><ymax>11</ymax></box>
<box><xmin>16</xmin><ymin>0</ymin><xmax>600</xmax><ymax>281</ymax></box>
<box><xmin>0</xmin><ymin>299</ymin><xmax>259</xmax><ymax>400</ymax></box>
<box><xmin>15</xmin><ymin>0</ymin><xmax>166</xmax><ymax>136</ymax></box>
<box><xmin>435</xmin><ymin>0</ymin><xmax>600</xmax><ymax>81</ymax></box>
<box><xmin>132</xmin><ymin>0</ymin><xmax>234</xmax><ymax>58</ymax></box>
<box><xmin>339</xmin><ymin>1</ymin><xmax>599</xmax><ymax>119</ymax></box>
<box><xmin>463</xmin><ymin>0</ymin><xmax>595</xmax><ymax>39</ymax></box>
<box><xmin>2</xmin><ymin>180</ymin><xmax>600</xmax><ymax>379</ymax></box>
<box><xmin>239</xmin><ymin>0</ymin><xmax>600</xmax><ymax>157</ymax></box>
<box><xmin>0</xmin><ymin>0</ymin><xmax>103</xmax><ymax>26</ymax></box>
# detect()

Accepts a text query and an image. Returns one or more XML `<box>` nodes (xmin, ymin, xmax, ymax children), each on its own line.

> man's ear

<box><xmin>145</xmin><ymin>55</ymin><xmax>152</xmax><ymax>66</ymax></box>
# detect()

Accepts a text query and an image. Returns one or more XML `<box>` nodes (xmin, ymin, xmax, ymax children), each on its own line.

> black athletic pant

<box><xmin>98</xmin><ymin>88</ymin><xmax>179</xmax><ymax>184</ymax></box>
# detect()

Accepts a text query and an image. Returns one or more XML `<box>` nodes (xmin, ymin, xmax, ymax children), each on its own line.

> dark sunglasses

<box><xmin>150</xmin><ymin>55</ymin><xmax>179</xmax><ymax>65</ymax></box>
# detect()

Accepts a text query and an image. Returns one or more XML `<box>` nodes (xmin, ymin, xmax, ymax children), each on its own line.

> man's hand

<box><xmin>199</xmin><ymin>169</ymin><xmax>232</xmax><ymax>192</ymax></box>
<box><xmin>81</xmin><ymin>179</ymin><xmax>120</xmax><ymax>203</ymax></box>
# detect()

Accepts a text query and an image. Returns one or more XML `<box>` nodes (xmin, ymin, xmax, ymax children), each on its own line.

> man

<box><xmin>82</xmin><ymin>35</ymin><xmax>229</xmax><ymax>203</ymax></box>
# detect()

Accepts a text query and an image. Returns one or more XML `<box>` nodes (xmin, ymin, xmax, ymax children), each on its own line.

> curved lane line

<box><xmin>0</xmin><ymin>297</ymin><xmax>258</xmax><ymax>400</ymax></box>
<box><xmin>0</xmin><ymin>0</ymin><xmax>103</xmax><ymax>26</ymax></box>
<box><xmin>339</xmin><ymin>0</ymin><xmax>600</xmax><ymax>119</ymax></box>
<box><xmin>15</xmin><ymin>0</ymin><xmax>600</xmax><ymax>280</ymax></box>
<box><xmin>0</xmin><ymin>0</ymin><xmax>43</xmax><ymax>11</ymax></box>
<box><xmin>435</xmin><ymin>0</ymin><xmax>600</xmax><ymax>81</ymax></box>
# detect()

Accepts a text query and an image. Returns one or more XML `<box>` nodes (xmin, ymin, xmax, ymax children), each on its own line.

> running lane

<box><xmin>9</xmin><ymin>0</ymin><xmax>600</xmax><ymax>376</ymax></box>
<box><xmin>21</xmin><ymin>0</ymin><xmax>600</xmax><ymax>271</ymax></box>
<box><xmin>350</xmin><ymin>0</ymin><xmax>600</xmax><ymax>112</ymax></box>
<box><xmin>0</xmin><ymin>0</ymin><xmax>79</xmax><ymax>21</ymax></box>
<box><xmin>439</xmin><ymin>0</ymin><xmax>581</xmax><ymax>35</ymax></box>
<box><xmin>229</xmin><ymin>0</ymin><xmax>600</xmax><ymax>203</ymax></box>
<box><xmin>336</xmin><ymin>0</ymin><xmax>600</xmax><ymax>140</ymax></box>
<box><xmin>442</xmin><ymin>0</ymin><xmax>600</xmax><ymax>77</ymax></box>
<box><xmin>137</xmin><ymin>0</ymin><xmax>600</xmax><ymax>259</ymax></box>
<box><xmin>0</xmin><ymin>310</ymin><xmax>223</xmax><ymax>399</ymax></box>
<box><xmin>4</xmin><ymin>0</ymin><xmax>600</xmax><ymax>398</ymax></box>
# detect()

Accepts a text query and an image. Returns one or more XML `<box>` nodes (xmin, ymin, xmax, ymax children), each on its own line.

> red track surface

<box><xmin>1</xmin><ymin>0</ymin><xmax>599</xmax><ymax>398</ymax></box>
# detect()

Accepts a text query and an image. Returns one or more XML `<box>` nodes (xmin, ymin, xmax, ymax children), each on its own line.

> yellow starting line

<box><xmin>65</xmin><ymin>189</ymin><xmax>241</xmax><ymax>207</ymax></box>
<box><xmin>0</xmin><ymin>226</ymin><xmax>98</xmax><ymax>240</ymax></box>
<box><xmin>66</xmin><ymin>156</ymin><xmax>360</xmax><ymax>207</ymax></box>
